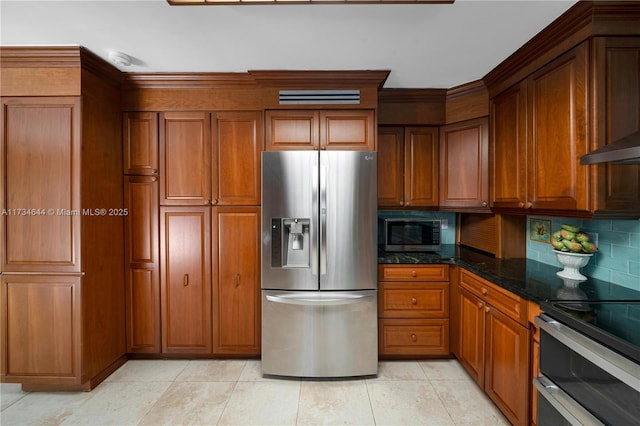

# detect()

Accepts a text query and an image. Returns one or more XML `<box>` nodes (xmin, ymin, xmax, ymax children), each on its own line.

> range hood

<box><xmin>580</xmin><ymin>130</ymin><xmax>640</xmax><ymax>165</ymax></box>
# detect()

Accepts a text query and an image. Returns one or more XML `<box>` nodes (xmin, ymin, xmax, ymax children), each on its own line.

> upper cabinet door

<box><xmin>439</xmin><ymin>117</ymin><xmax>489</xmax><ymax>210</ymax></box>
<box><xmin>490</xmin><ymin>82</ymin><xmax>528</xmax><ymax>210</ymax></box>
<box><xmin>1</xmin><ymin>97</ymin><xmax>81</xmax><ymax>273</ymax></box>
<box><xmin>160</xmin><ymin>112</ymin><xmax>211</xmax><ymax>205</ymax></box>
<box><xmin>265</xmin><ymin>110</ymin><xmax>319</xmax><ymax>151</ymax></box>
<box><xmin>212</xmin><ymin>111</ymin><xmax>263</xmax><ymax>206</ymax></box>
<box><xmin>377</xmin><ymin>127</ymin><xmax>405</xmax><ymax>207</ymax></box>
<box><xmin>404</xmin><ymin>127</ymin><xmax>439</xmax><ymax>207</ymax></box>
<box><xmin>527</xmin><ymin>42</ymin><xmax>589</xmax><ymax>211</ymax></box>
<box><xmin>124</xmin><ymin>112</ymin><xmax>158</xmax><ymax>175</ymax></box>
<box><xmin>320</xmin><ymin>110</ymin><xmax>375</xmax><ymax>151</ymax></box>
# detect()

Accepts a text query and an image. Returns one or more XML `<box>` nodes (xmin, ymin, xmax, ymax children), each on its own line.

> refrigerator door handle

<box><xmin>311</xmin><ymin>162</ymin><xmax>319</xmax><ymax>277</ymax></box>
<box><xmin>266</xmin><ymin>293</ymin><xmax>374</xmax><ymax>306</ymax></box>
<box><xmin>319</xmin><ymin>163</ymin><xmax>327</xmax><ymax>276</ymax></box>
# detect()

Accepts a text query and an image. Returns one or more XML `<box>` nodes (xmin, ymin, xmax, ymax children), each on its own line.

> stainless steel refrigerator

<box><xmin>261</xmin><ymin>150</ymin><xmax>378</xmax><ymax>378</ymax></box>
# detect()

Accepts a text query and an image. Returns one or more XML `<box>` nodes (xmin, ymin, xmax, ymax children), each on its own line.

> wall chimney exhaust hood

<box><xmin>580</xmin><ymin>130</ymin><xmax>640</xmax><ymax>165</ymax></box>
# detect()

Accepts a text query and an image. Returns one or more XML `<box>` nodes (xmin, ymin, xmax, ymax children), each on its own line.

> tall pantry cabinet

<box><xmin>125</xmin><ymin>109</ymin><xmax>263</xmax><ymax>355</ymax></box>
<box><xmin>0</xmin><ymin>47</ymin><xmax>126</xmax><ymax>390</ymax></box>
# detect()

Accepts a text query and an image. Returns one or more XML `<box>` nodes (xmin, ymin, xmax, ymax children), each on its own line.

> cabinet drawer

<box><xmin>379</xmin><ymin>319</ymin><xmax>449</xmax><ymax>356</ymax></box>
<box><xmin>378</xmin><ymin>265</ymin><xmax>449</xmax><ymax>282</ymax></box>
<box><xmin>459</xmin><ymin>270</ymin><xmax>527</xmax><ymax>325</ymax></box>
<box><xmin>379</xmin><ymin>283</ymin><xmax>448</xmax><ymax>318</ymax></box>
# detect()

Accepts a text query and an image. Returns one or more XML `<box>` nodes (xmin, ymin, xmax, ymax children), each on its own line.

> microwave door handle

<box><xmin>533</xmin><ymin>374</ymin><xmax>604</xmax><ymax>426</ymax></box>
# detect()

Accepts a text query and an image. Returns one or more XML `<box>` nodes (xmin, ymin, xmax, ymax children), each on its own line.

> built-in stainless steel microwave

<box><xmin>381</xmin><ymin>218</ymin><xmax>441</xmax><ymax>252</ymax></box>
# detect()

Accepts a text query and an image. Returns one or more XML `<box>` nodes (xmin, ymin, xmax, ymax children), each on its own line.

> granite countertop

<box><xmin>378</xmin><ymin>244</ymin><xmax>640</xmax><ymax>304</ymax></box>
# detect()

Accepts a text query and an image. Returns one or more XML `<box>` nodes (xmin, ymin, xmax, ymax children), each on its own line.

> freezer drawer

<box><xmin>261</xmin><ymin>290</ymin><xmax>378</xmax><ymax>378</ymax></box>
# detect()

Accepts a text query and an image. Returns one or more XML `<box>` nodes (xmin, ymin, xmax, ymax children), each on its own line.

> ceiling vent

<box><xmin>278</xmin><ymin>90</ymin><xmax>361</xmax><ymax>105</ymax></box>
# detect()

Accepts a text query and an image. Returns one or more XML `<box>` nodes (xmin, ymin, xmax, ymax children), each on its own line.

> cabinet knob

<box><xmin>211</xmin><ymin>199</ymin><xmax>218</xmax><ymax>205</ymax></box>
<box><xmin>321</xmin><ymin>145</ymin><xmax>327</xmax><ymax>150</ymax></box>
<box><xmin>411</xmin><ymin>297</ymin><xmax>417</xmax><ymax>305</ymax></box>
<box><xmin>481</xmin><ymin>287</ymin><xmax>488</xmax><ymax>296</ymax></box>
<box><xmin>183</xmin><ymin>274</ymin><xmax>189</xmax><ymax>287</ymax></box>
<box><xmin>411</xmin><ymin>271</ymin><xmax>417</xmax><ymax>278</ymax></box>
<box><xmin>405</xmin><ymin>201</ymin><xmax>411</xmax><ymax>206</ymax></box>
<box><xmin>485</xmin><ymin>306</ymin><xmax>491</xmax><ymax>313</ymax></box>
<box><xmin>481</xmin><ymin>201</ymin><xmax>488</xmax><ymax>208</ymax></box>
<box><xmin>411</xmin><ymin>333</ymin><xmax>417</xmax><ymax>342</ymax></box>
<box><xmin>525</xmin><ymin>202</ymin><xmax>533</xmax><ymax>209</ymax></box>
<box><xmin>518</xmin><ymin>202</ymin><xmax>525</xmax><ymax>208</ymax></box>
<box><xmin>477</xmin><ymin>301</ymin><xmax>484</xmax><ymax>309</ymax></box>
<box><xmin>399</xmin><ymin>200</ymin><xmax>405</xmax><ymax>206</ymax></box>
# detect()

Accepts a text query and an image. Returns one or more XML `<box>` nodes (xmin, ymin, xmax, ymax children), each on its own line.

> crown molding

<box><xmin>0</xmin><ymin>46</ymin><xmax>82</xmax><ymax>68</ymax></box>
<box><xmin>248</xmin><ymin>70</ymin><xmax>390</xmax><ymax>90</ymax></box>
<box><xmin>123</xmin><ymin>73</ymin><xmax>257</xmax><ymax>89</ymax></box>
<box><xmin>446</xmin><ymin>80</ymin><xmax>487</xmax><ymax>101</ymax></box>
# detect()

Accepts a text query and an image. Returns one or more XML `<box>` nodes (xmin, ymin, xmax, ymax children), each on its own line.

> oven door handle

<box><xmin>535</xmin><ymin>314</ymin><xmax>640</xmax><ymax>390</ymax></box>
<box><xmin>534</xmin><ymin>374</ymin><xmax>604</xmax><ymax>426</ymax></box>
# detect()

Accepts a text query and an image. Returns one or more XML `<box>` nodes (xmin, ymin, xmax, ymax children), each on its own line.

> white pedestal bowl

<box><xmin>555</xmin><ymin>251</ymin><xmax>593</xmax><ymax>281</ymax></box>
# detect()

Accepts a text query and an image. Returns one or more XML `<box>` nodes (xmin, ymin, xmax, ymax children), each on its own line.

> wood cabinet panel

<box><xmin>458</xmin><ymin>288</ymin><xmax>485</xmax><ymax>385</ymax></box>
<box><xmin>379</xmin><ymin>319</ymin><xmax>449</xmax><ymax>356</ymax></box>
<box><xmin>379</xmin><ymin>264</ymin><xmax>449</xmax><ymax>282</ymax></box>
<box><xmin>320</xmin><ymin>110</ymin><xmax>375</xmax><ymax>150</ymax></box>
<box><xmin>527</xmin><ymin>42</ymin><xmax>589</xmax><ymax>211</ymax></box>
<box><xmin>265</xmin><ymin>110</ymin><xmax>318</xmax><ymax>151</ymax></box>
<box><xmin>124</xmin><ymin>112</ymin><xmax>158</xmax><ymax>175</ymax></box>
<box><xmin>592</xmin><ymin>37</ymin><xmax>640</xmax><ymax>214</ymax></box>
<box><xmin>160</xmin><ymin>112</ymin><xmax>211</xmax><ymax>205</ymax></box>
<box><xmin>379</xmin><ymin>283</ymin><xmax>448</xmax><ymax>319</ymax></box>
<box><xmin>439</xmin><ymin>117</ymin><xmax>489</xmax><ymax>210</ymax></box>
<box><xmin>404</xmin><ymin>127</ymin><xmax>438</xmax><ymax>207</ymax></box>
<box><xmin>1</xmin><ymin>276</ymin><xmax>81</xmax><ymax>383</ymax></box>
<box><xmin>160</xmin><ymin>207</ymin><xmax>212</xmax><ymax>353</ymax></box>
<box><xmin>212</xmin><ymin>207</ymin><xmax>260</xmax><ymax>355</ymax></box>
<box><xmin>1</xmin><ymin>97</ymin><xmax>81</xmax><ymax>272</ymax></box>
<box><xmin>490</xmin><ymin>83</ymin><xmax>528</xmax><ymax>209</ymax></box>
<box><xmin>124</xmin><ymin>176</ymin><xmax>160</xmax><ymax>353</ymax></box>
<box><xmin>377</xmin><ymin>127</ymin><xmax>404</xmax><ymax>206</ymax></box>
<box><xmin>484</xmin><ymin>305</ymin><xmax>530</xmax><ymax>426</ymax></box>
<box><xmin>213</xmin><ymin>111</ymin><xmax>263</xmax><ymax>205</ymax></box>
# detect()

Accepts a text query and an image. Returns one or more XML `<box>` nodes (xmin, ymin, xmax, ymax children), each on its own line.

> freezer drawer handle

<box><xmin>266</xmin><ymin>294</ymin><xmax>373</xmax><ymax>306</ymax></box>
<box><xmin>533</xmin><ymin>374</ymin><xmax>603</xmax><ymax>426</ymax></box>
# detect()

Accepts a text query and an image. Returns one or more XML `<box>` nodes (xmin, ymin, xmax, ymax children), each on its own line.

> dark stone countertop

<box><xmin>378</xmin><ymin>244</ymin><xmax>640</xmax><ymax>304</ymax></box>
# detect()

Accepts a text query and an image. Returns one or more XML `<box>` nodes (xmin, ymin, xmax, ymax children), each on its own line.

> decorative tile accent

<box><xmin>529</xmin><ymin>218</ymin><xmax>551</xmax><ymax>244</ymax></box>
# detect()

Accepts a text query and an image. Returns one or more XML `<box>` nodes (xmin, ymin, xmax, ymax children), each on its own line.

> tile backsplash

<box><xmin>527</xmin><ymin>216</ymin><xmax>640</xmax><ymax>291</ymax></box>
<box><xmin>377</xmin><ymin>211</ymin><xmax>457</xmax><ymax>245</ymax></box>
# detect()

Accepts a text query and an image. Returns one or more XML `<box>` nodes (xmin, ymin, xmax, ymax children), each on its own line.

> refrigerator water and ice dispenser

<box><xmin>270</xmin><ymin>218</ymin><xmax>310</xmax><ymax>268</ymax></box>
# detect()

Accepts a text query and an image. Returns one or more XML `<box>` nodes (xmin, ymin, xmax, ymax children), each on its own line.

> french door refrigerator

<box><xmin>261</xmin><ymin>150</ymin><xmax>378</xmax><ymax>378</ymax></box>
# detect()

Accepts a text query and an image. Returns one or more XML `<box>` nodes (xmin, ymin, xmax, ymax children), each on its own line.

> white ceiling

<box><xmin>1</xmin><ymin>0</ymin><xmax>578</xmax><ymax>88</ymax></box>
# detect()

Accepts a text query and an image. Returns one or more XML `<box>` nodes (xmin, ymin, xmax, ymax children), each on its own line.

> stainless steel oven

<box><xmin>535</xmin><ymin>304</ymin><xmax>640</xmax><ymax>426</ymax></box>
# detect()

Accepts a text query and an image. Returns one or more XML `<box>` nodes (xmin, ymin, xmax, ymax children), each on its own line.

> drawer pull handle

<box><xmin>411</xmin><ymin>333</ymin><xmax>417</xmax><ymax>342</ymax></box>
<box><xmin>183</xmin><ymin>274</ymin><xmax>189</xmax><ymax>287</ymax></box>
<box><xmin>411</xmin><ymin>297</ymin><xmax>417</xmax><ymax>305</ymax></box>
<box><xmin>234</xmin><ymin>273</ymin><xmax>240</xmax><ymax>288</ymax></box>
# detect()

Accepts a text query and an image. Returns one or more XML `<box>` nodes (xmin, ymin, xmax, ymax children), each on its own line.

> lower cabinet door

<box><xmin>160</xmin><ymin>207</ymin><xmax>212</xmax><ymax>354</ymax></box>
<box><xmin>1</xmin><ymin>274</ymin><xmax>81</xmax><ymax>385</ymax></box>
<box><xmin>458</xmin><ymin>288</ymin><xmax>485</xmax><ymax>385</ymax></box>
<box><xmin>379</xmin><ymin>318</ymin><xmax>449</xmax><ymax>356</ymax></box>
<box><xmin>484</xmin><ymin>304</ymin><xmax>530</xmax><ymax>426</ymax></box>
<box><xmin>212</xmin><ymin>207</ymin><xmax>260</xmax><ymax>355</ymax></box>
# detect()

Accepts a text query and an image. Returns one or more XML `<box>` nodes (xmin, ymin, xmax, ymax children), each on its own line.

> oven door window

<box><xmin>540</xmin><ymin>329</ymin><xmax>640</xmax><ymax>425</ymax></box>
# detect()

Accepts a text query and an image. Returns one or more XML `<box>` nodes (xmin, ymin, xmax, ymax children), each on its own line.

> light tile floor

<box><xmin>0</xmin><ymin>359</ymin><xmax>509</xmax><ymax>425</ymax></box>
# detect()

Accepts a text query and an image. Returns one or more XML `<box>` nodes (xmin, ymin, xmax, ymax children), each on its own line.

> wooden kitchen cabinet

<box><xmin>457</xmin><ymin>269</ymin><xmax>530</xmax><ymax>426</ymax></box>
<box><xmin>378</xmin><ymin>265</ymin><xmax>449</xmax><ymax>357</ymax></box>
<box><xmin>0</xmin><ymin>49</ymin><xmax>126</xmax><ymax>391</ymax></box>
<box><xmin>377</xmin><ymin>126</ymin><xmax>439</xmax><ymax>208</ymax></box>
<box><xmin>212</xmin><ymin>111</ymin><xmax>263</xmax><ymax>206</ymax></box>
<box><xmin>124</xmin><ymin>112</ymin><xmax>158</xmax><ymax>175</ymax></box>
<box><xmin>527</xmin><ymin>301</ymin><xmax>541</xmax><ymax>426</ymax></box>
<box><xmin>265</xmin><ymin>109</ymin><xmax>375</xmax><ymax>151</ymax></box>
<box><xmin>124</xmin><ymin>176</ymin><xmax>160</xmax><ymax>353</ymax></box>
<box><xmin>491</xmin><ymin>42</ymin><xmax>589</xmax><ymax>213</ymax></box>
<box><xmin>212</xmin><ymin>207</ymin><xmax>260</xmax><ymax>355</ymax></box>
<box><xmin>160</xmin><ymin>112</ymin><xmax>211</xmax><ymax>205</ymax></box>
<box><xmin>439</xmin><ymin>117</ymin><xmax>489</xmax><ymax>211</ymax></box>
<box><xmin>160</xmin><ymin>207</ymin><xmax>212</xmax><ymax>354</ymax></box>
